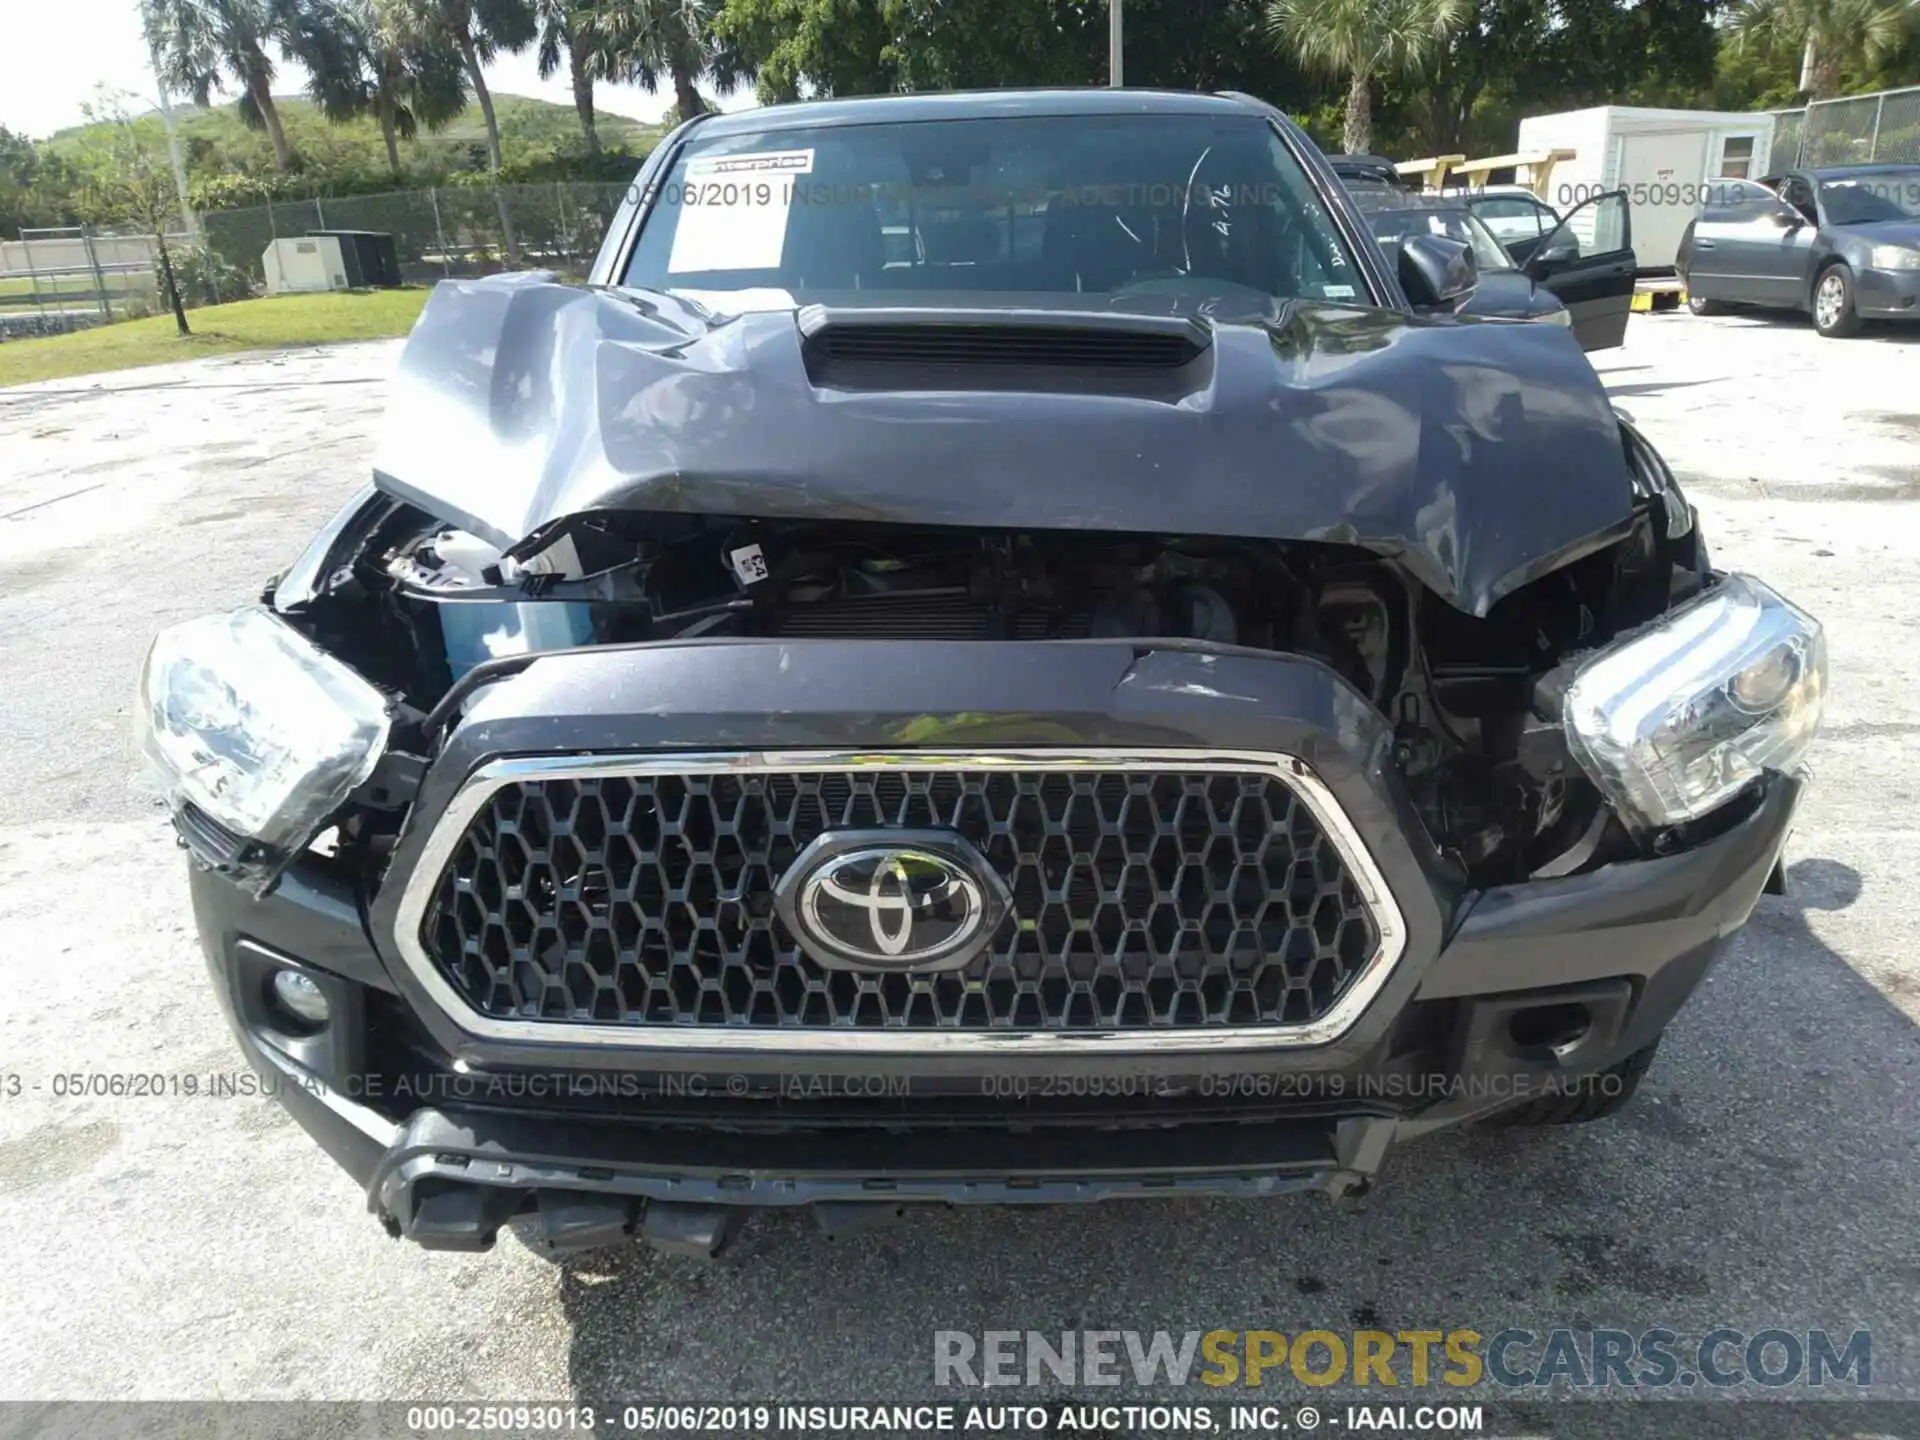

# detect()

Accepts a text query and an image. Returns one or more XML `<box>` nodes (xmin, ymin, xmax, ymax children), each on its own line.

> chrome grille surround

<box><xmin>390</xmin><ymin>749</ymin><xmax>1409</xmax><ymax>1055</ymax></box>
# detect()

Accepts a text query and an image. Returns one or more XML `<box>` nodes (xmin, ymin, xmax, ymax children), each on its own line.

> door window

<box><xmin>1779</xmin><ymin>176</ymin><xmax>1818</xmax><ymax>224</ymax></box>
<box><xmin>1541</xmin><ymin>192</ymin><xmax>1629</xmax><ymax>260</ymax></box>
<box><xmin>1470</xmin><ymin>195</ymin><xmax>1552</xmax><ymax>246</ymax></box>
<box><xmin>1701</xmin><ymin>179</ymin><xmax>1800</xmax><ymax>224</ymax></box>
<box><xmin>1588</xmin><ymin>192</ymin><xmax>1629</xmax><ymax>252</ymax></box>
<box><xmin>1712</xmin><ymin>179</ymin><xmax>1781</xmax><ymax>221</ymax></box>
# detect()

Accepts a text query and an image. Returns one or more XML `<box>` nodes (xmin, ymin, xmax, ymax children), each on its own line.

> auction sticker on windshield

<box><xmin>668</xmin><ymin>149</ymin><xmax>816</xmax><ymax>274</ymax></box>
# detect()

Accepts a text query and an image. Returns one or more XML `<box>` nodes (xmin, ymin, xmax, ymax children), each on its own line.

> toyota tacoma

<box><xmin>140</xmin><ymin>90</ymin><xmax>1827</xmax><ymax>1258</ymax></box>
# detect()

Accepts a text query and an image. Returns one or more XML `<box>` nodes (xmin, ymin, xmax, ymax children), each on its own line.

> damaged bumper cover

<box><xmin>188</xmin><ymin>640</ymin><xmax>1802</xmax><ymax>1251</ymax></box>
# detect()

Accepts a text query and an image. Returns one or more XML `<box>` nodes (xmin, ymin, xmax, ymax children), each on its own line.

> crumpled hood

<box><xmin>373</xmin><ymin>273</ymin><xmax>1636</xmax><ymax>616</ymax></box>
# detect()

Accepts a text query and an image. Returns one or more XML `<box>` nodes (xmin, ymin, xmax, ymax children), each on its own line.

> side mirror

<box><xmin>1398</xmin><ymin>233</ymin><xmax>1478</xmax><ymax>308</ymax></box>
<box><xmin>1531</xmin><ymin>235</ymin><xmax>1580</xmax><ymax>271</ymax></box>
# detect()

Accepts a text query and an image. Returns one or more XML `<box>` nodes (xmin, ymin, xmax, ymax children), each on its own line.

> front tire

<box><xmin>1485</xmin><ymin>1039</ymin><xmax>1660</xmax><ymax>1127</ymax></box>
<box><xmin>1813</xmin><ymin>264</ymin><xmax>1863</xmax><ymax>338</ymax></box>
<box><xmin>1686</xmin><ymin>292</ymin><xmax>1725</xmax><ymax>317</ymax></box>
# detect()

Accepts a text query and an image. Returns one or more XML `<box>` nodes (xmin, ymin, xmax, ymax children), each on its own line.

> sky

<box><xmin>0</xmin><ymin>0</ymin><xmax>742</xmax><ymax>138</ymax></box>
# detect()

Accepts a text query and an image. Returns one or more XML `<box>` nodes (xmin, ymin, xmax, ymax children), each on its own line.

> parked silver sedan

<box><xmin>1677</xmin><ymin>165</ymin><xmax>1920</xmax><ymax>337</ymax></box>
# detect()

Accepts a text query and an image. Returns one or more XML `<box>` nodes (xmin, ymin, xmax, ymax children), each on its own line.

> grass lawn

<box><xmin>0</xmin><ymin>287</ymin><xmax>430</xmax><ymax>388</ymax></box>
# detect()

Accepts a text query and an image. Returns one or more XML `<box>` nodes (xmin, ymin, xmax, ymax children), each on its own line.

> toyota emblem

<box><xmin>774</xmin><ymin>830</ymin><xmax>1010</xmax><ymax>973</ymax></box>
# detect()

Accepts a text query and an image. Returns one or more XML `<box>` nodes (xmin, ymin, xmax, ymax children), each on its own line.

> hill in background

<box><xmin>43</xmin><ymin>93</ymin><xmax>669</xmax><ymax>210</ymax></box>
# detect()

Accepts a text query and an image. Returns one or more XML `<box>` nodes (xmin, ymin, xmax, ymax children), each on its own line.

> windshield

<box><xmin>1361</xmin><ymin>203</ymin><xmax>1515</xmax><ymax>271</ymax></box>
<box><xmin>623</xmin><ymin>114</ymin><xmax>1369</xmax><ymax>310</ymax></box>
<box><xmin>1818</xmin><ymin>169</ymin><xmax>1920</xmax><ymax>224</ymax></box>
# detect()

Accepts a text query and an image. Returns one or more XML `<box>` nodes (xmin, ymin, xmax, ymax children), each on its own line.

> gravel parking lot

<box><xmin>1</xmin><ymin>310</ymin><xmax>1917</xmax><ymax>1422</ymax></box>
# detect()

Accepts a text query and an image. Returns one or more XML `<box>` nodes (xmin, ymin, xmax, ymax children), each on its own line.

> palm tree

<box><xmin>393</xmin><ymin>0</ymin><xmax>535</xmax><ymax>178</ymax></box>
<box><xmin>143</xmin><ymin>0</ymin><xmax>300</xmax><ymax>173</ymax></box>
<box><xmin>290</xmin><ymin>0</ymin><xmax>466</xmax><ymax>174</ymax></box>
<box><xmin>387</xmin><ymin>0</ymin><xmax>534</xmax><ymax>259</ymax></box>
<box><xmin>1266</xmin><ymin>0</ymin><xmax>1466</xmax><ymax>155</ymax></box>
<box><xmin>1730</xmin><ymin>0</ymin><xmax>1918</xmax><ymax>100</ymax></box>
<box><xmin>533</xmin><ymin>0</ymin><xmax>600</xmax><ymax>154</ymax></box>
<box><xmin>585</xmin><ymin>0</ymin><xmax>746</xmax><ymax>125</ymax></box>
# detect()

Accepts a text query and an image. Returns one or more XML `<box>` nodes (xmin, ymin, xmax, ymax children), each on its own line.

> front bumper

<box><xmin>1853</xmin><ymin>264</ymin><xmax>1920</xmax><ymax>319</ymax></box>
<box><xmin>188</xmin><ymin>641</ymin><xmax>1802</xmax><ymax>1251</ymax></box>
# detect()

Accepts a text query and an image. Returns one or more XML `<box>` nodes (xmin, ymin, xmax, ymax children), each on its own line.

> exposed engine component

<box><xmin>389</xmin><ymin>519</ymin><xmax>1338</xmax><ymax>658</ymax></box>
<box><xmin>294</xmin><ymin>492</ymin><xmax>1704</xmax><ymax>890</ymax></box>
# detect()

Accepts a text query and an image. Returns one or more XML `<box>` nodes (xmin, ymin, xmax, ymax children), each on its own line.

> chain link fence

<box><xmin>200</xmin><ymin>182</ymin><xmax>632</xmax><ymax>291</ymax></box>
<box><xmin>0</xmin><ymin>226</ymin><xmax>192</xmax><ymax>339</ymax></box>
<box><xmin>1772</xmin><ymin>84</ymin><xmax>1920</xmax><ymax>170</ymax></box>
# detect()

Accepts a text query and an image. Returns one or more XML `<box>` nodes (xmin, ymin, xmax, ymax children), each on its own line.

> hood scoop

<box><xmin>798</xmin><ymin>304</ymin><xmax>1211</xmax><ymax>386</ymax></box>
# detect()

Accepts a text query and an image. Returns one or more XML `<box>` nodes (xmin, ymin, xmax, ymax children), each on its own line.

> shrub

<box><xmin>162</xmin><ymin>242</ymin><xmax>250</xmax><ymax>306</ymax></box>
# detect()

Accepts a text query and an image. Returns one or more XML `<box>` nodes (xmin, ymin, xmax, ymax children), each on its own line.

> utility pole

<box><xmin>1110</xmin><ymin>0</ymin><xmax>1123</xmax><ymax>87</ymax></box>
<box><xmin>149</xmin><ymin>44</ymin><xmax>198</xmax><ymax>242</ymax></box>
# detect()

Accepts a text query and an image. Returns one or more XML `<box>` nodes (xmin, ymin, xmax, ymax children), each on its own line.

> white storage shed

<box><xmin>1515</xmin><ymin>106</ymin><xmax>1778</xmax><ymax>270</ymax></box>
<box><xmin>262</xmin><ymin>235</ymin><xmax>350</xmax><ymax>295</ymax></box>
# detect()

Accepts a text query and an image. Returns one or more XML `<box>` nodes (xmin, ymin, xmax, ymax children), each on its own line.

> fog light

<box><xmin>271</xmin><ymin>969</ymin><xmax>331</xmax><ymax>1026</ymax></box>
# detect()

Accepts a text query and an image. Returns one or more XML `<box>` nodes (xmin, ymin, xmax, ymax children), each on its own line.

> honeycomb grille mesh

<box><xmin>421</xmin><ymin>766</ymin><xmax>1381</xmax><ymax>1032</ymax></box>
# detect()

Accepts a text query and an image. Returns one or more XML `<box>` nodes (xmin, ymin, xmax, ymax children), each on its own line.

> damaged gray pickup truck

<box><xmin>139</xmin><ymin>89</ymin><xmax>1827</xmax><ymax>1258</ymax></box>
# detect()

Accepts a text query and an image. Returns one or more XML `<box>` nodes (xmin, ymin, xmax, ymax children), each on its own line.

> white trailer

<box><xmin>1515</xmin><ymin>106</ymin><xmax>1778</xmax><ymax>271</ymax></box>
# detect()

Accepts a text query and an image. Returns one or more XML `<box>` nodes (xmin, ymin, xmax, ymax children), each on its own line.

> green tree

<box><xmin>289</xmin><ymin>0</ymin><xmax>467</xmax><ymax>174</ymax></box>
<box><xmin>1102</xmin><ymin>0</ymin><xmax>1319</xmax><ymax>96</ymax></box>
<box><xmin>1267</xmin><ymin>0</ymin><xmax>1466</xmax><ymax>153</ymax></box>
<box><xmin>712</xmin><ymin>0</ymin><xmax>894</xmax><ymax>101</ymax></box>
<box><xmin>711</xmin><ymin>0</ymin><xmax>1324</xmax><ymax>107</ymax></box>
<box><xmin>534</xmin><ymin>0</ymin><xmax>601</xmax><ymax>152</ymax></box>
<box><xmin>879</xmin><ymin>0</ymin><xmax>1099</xmax><ymax>90</ymax></box>
<box><xmin>1392</xmin><ymin>0</ymin><xmax>1725</xmax><ymax>157</ymax></box>
<box><xmin>72</xmin><ymin>96</ymin><xmax>193</xmax><ymax>335</ymax></box>
<box><xmin>0</xmin><ymin>128</ymin><xmax>68</xmax><ymax>238</ymax></box>
<box><xmin>589</xmin><ymin>0</ymin><xmax>752</xmax><ymax>119</ymax></box>
<box><xmin>1730</xmin><ymin>0</ymin><xmax>1918</xmax><ymax>99</ymax></box>
<box><xmin>392</xmin><ymin>0</ymin><xmax>535</xmax><ymax>257</ymax></box>
<box><xmin>394</xmin><ymin>0</ymin><xmax>536</xmax><ymax>176</ymax></box>
<box><xmin>143</xmin><ymin>0</ymin><xmax>302</xmax><ymax>173</ymax></box>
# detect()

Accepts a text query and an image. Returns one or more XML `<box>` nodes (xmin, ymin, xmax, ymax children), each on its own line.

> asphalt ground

<box><xmin>0</xmin><ymin>309</ymin><xmax>1916</xmax><ymax>1428</ymax></box>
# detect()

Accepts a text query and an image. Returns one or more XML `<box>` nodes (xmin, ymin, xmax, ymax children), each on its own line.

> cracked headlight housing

<box><xmin>1563</xmin><ymin>576</ymin><xmax>1826</xmax><ymax>831</ymax></box>
<box><xmin>136</xmin><ymin>607</ymin><xmax>390</xmax><ymax>850</ymax></box>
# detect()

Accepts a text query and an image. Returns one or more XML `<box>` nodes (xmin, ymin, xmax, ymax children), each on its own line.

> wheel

<box><xmin>1685</xmin><ymin>292</ymin><xmax>1725</xmax><ymax>317</ymax></box>
<box><xmin>1485</xmin><ymin>1039</ymin><xmax>1660</xmax><ymax>1127</ymax></box>
<box><xmin>1812</xmin><ymin>264</ymin><xmax>1863</xmax><ymax>338</ymax></box>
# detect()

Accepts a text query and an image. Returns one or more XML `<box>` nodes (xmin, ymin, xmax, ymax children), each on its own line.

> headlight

<box><xmin>136</xmin><ymin>608</ymin><xmax>390</xmax><ymax>850</ymax></box>
<box><xmin>1563</xmin><ymin>575</ymin><xmax>1825</xmax><ymax>831</ymax></box>
<box><xmin>1539</xmin><ymin>306</ymin><xmax>1573</xmax><ymax>326</ymax></box>
<box><xmin>1868</xmin><ymin>245</ymin><xmax>1920</xmax><ymax>271</ymax></box>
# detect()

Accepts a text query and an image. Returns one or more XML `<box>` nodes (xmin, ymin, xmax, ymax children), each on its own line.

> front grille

<box><xmin>419</xmin><ymin>763</ymin><xmax>1382</xmax><ymax>1034</ymax></box>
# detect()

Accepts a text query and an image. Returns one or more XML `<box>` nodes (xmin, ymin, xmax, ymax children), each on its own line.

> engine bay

<box><xmin>290</xmin><ymin>447</ymin><xmax>1707</xmax><ymax>890</ymax></box>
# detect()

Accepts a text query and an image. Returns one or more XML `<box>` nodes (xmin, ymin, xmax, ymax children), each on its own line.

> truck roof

<box><xmin>691</xmin><ymin>89</ymin><xmax>1262</xmax><ymax>138</ymax></box>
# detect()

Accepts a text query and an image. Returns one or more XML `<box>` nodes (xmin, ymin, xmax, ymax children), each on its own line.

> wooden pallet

<box><xmin>1632</xmin><ymin>286</ymin><xmax>1686</xmax><ymax>313</ymax></box>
